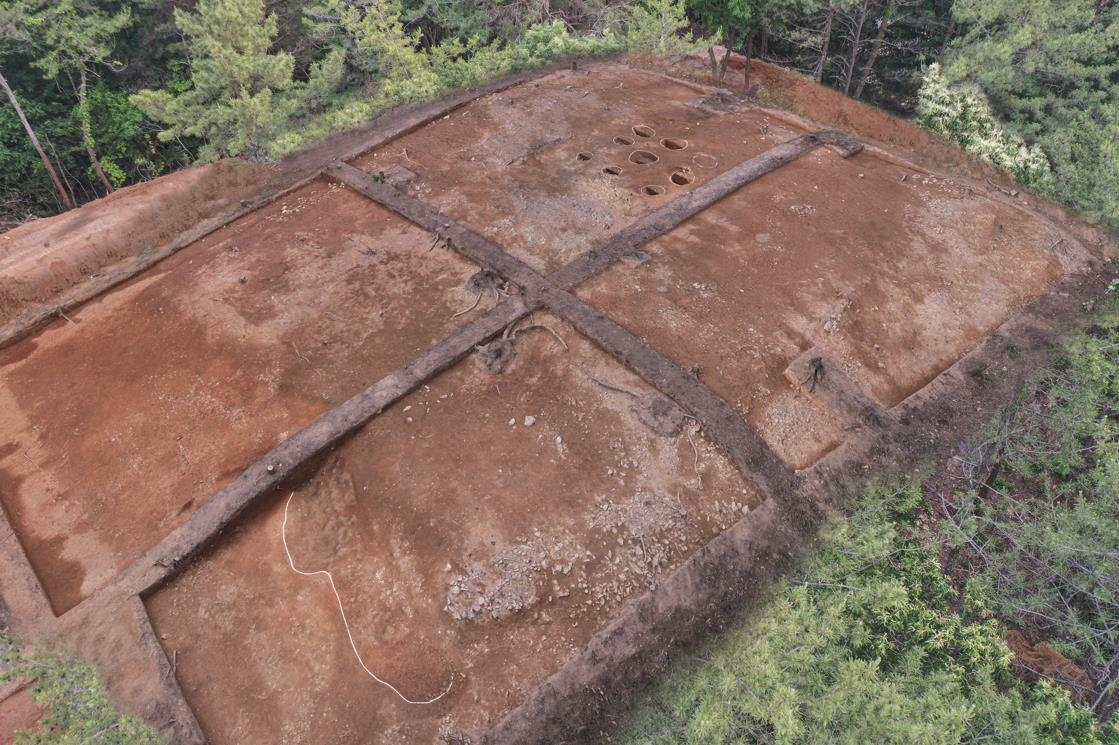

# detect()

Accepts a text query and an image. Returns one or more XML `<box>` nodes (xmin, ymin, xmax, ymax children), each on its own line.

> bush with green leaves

<box><xmin>941</xmin><ymin>295</ymin><xmax>1119</xmax><ymax>717</ymax></box>
<box><xmin>0</xmin><ymin>632</ymin><xmax>160</xmax><ymax>745</ymax></box>
<box><xmin>617</xmin><ymin>0</ymin><xmax>705</xmax><ymax>57</ymax></box>
<box><xmin>917</xmin><ymin>63</ymin><xmax>1052</xmax><ymax>187</ymax></box>
<box><xmin>941</xmin><ymin>0</ymin><xmax>1119</xmax><ymax>231</ymax></box>
<box><xmin>614</xmin><ymin>480</ymin><xmax>1113</xmax><ymax>744</ymax></box>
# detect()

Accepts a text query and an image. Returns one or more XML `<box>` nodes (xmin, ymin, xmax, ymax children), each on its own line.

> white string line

<box><xmin>281</xmin><ymin>491</ymin><xmax>454</xmax><ymax>705</ymax></box>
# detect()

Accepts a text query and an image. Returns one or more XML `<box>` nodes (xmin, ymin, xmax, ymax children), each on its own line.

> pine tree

<box><xmin>945</xmin><ymin>0</ymin><xmax>1119</xmax><ymax>227</ymax></box>
<box><xmin>7</xmin><ymin>0</ymin><xmax>131</xmax><ymax>194</ymax></box>
<box><xmin>305</xmin><ymin>0</ymin><xmax>442</xmax><ymax>105</ymax></box>
<box><xmin>132</xmin><ymin>0</ymin><xmax>301</xmax><ymax>162</ymax></box>
<box><xmin>625</xmin><ymin>0</ymin><xmax>700</xmax><ymax>56</ymax></box>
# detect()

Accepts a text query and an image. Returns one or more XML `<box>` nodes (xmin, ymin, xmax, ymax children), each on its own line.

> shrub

<box><xmin>0</xmin><ymin>632</ymin><xmax>161</xmax><ymax>745</ymax></box>
<box><xmin>614</xmin><ymin>480</ymin><xmax>1112</xmax><ymax>743</ymax></box>
<box><xmin>916</xmin><ymin>63</ymin><xmax>1052</xmax><ymax>187</ymax></box>
<box><xmin>941</xmin><ymin>297</ymin><xmax>1119</xmax><ymax>716</ymax></box>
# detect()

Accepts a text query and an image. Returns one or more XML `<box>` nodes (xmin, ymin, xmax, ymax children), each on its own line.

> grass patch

<box><xmin>0</xmin><ymin>632</ymin><xmax>160</xmax><ymax>745</ymax></box>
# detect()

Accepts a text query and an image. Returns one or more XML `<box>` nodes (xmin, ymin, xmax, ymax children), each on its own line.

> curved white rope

<box><xmin>281</xmin><ymin>492</ymin><xmax>454</xmax><ymax>705</ymax></box>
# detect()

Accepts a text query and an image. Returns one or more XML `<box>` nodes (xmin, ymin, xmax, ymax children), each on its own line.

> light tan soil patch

<box><xmin>146</xmin><ymin>317</ymin><xmax>760</xmax><ymax>743</ymax></box>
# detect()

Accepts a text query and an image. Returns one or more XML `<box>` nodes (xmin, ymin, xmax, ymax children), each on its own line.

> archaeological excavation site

<box><xmin>0</xmin><ymin>58</ymin><xmax>1115</xmax><ymax>744</ymax></box>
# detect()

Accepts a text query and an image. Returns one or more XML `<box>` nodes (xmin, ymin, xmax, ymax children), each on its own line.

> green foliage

<box><xmin>943</xmin><ymin>0</ymin><xmax>1119</xmax><ymax>230</ymax></box>
<box><xmin>518</xmin><ymin>19</ymin><xmax>620</xmax><ymax>62</ymax></box>
<box><xmin>688</xmin><ymin>0</ymin><xmax>810</xmax><ymax>47</ymax></box>
<box><xmin>268</xmin><ymin>13</ymin><xmax>621</xmax><ymax>158</ymax></box>
<box><xmin>916</xmin><ymin>63</ymin><xmax>1052</xmax><ymax>186</ymax></box>
<box><xmin>11</xmin><ymin>0</ymin><xmax>131</xmax><ymax>81</ymax></box>
<box><xmin>614</xmin><ymin>480</ymin><xmax>1113</xmax><ymax>743</ymax></box>
<box><xmin>0</xmin><ymin>632</ymin><xmax>161</xmax><ymax>744</ymax></box>
<box><xmin>0</xmin><ymin>50</ymin><xmax>187</xmax><ymax>222</ymax></box>
<box><xmin>306</xmin><ymin>0</ymin><xmax>440</xmax><ymax>99</ymax></box>
<box><xmin>0</xmin><ymin>58</ymin><xmax>71</xmax><ymax>216</ymax></box>
<box><xmin>400</xmin><ymin>0</ymin><xmax>494</xmax><ymax>43</ymax></box>
<box><xmin>306</xmin><ymin>1</ymin><xmax>619</xmax><ymax>105</ymax></box>
<box><xmin>131</xmin><ymin>0</ymin><xmax>310</xmax><ymax>161</ymax></box>
<box><xmin>620</xmin><ymin>0</ymin><xmax>705</xmax><ymax>56</ymax></box>
<box><xmin>942</xmin><ymin>299</ymin><xmax>1119</xmax><ymax>708</ymax></box>
<box><xmin>133</xmin><ymin>0</ymin><xmax>626</xmax><ymax>162</ymax></box>
<box><xmin>85</xmin><ymin>83</ymin><xmax>184</xmax><ymax>187</ymax></box>
<box><xmin>10</xmin><ymin>0</ymin><xmax>135</xmax><ymax>187</ymax></box>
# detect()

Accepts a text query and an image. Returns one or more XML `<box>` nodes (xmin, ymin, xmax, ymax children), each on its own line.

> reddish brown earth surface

<box><xmin>0</xmin><ymin>685</ymin><xmax>44</xmax><ymax>742</ymax></box>
<box><xmin>353</xmin><ymin>67</ymin><xmax>794</xmax><ymax>273</ymax></box>
<box><xmin>0</xmin><ymin>60</ymin><xmax>1110</xmax><ymax>745</ymax></box>
<box><xmin>579</xmin><ymin>144</ymin><xmax>1067</xmax><ymax>467</ymax></box>
<box><xmin>148</xmin><ymin>316</ymin><xmax>757</xmax><ymax>742</ymax></box>
<box><xmin>0</xmin><ymin>180</ymin><xmax>480</xmax><ymax>613</ymax></box>
<box><xmin>0</xmin><ymin>160</ymin><xmax>269</xmax><ymax>325</ymax></box>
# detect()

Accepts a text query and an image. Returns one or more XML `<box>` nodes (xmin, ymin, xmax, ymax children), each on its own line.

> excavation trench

<box><xmin>0</xmin><ymin>61</ymin><xmax>1105</xmax><ymax>745</ymax></box>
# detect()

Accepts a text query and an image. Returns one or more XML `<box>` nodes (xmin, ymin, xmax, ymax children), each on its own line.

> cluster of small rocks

<box><xmin>444</xmin><ymin>531</ymin><xmax>584</xmax><ymax>622</ymax></box>
<box><xmin>445</xmin><ymin>487</ymin><xmax>712</xmax><ymax>624</ymax></box>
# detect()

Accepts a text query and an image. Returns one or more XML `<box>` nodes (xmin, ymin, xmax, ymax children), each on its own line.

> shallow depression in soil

<box><xmin>146</xmin><ymin>316</ymin><xmax>763</xmax><ymax>744</ymax></box>
<box><xmin>0</xmin><ymin>178</ymin><xmax>484</xmax><ymax>614</ymax></box>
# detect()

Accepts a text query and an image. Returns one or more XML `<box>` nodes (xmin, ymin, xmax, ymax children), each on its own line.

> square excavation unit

<box><xmin>0</xmin><ymin>61</ymin><xmax>1110</xmax><ymax>744</ymax></box>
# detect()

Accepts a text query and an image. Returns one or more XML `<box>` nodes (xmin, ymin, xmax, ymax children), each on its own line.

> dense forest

<box><xmin>0</xmin><ymin>0</ymin><xmax>1116</xmax><ymax>232</ymax></box>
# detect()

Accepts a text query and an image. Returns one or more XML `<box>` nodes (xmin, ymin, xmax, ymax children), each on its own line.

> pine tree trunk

<box><xmin>842</xmin><ymin>0</ymin><xmax>873</xmax><ymax>96</ymax></box>
<box><xmin>714</xmin><ymin>32</ymin><xmax>735</xmax><ymax>82</ymax></box>
<box><xmin>938</xmin><ymin>16</ymin><xmax>957</xmax><ymax>60</ymax></box>
<box><xmin>815</xmin><ymin>7</ymin><xmax>836</xmax><ymax>83</ymax></box>
<box><xmin>744</xmin><ymin>33</ymin><xmax>755</xmax><ymax>91</ymax></box>
<box><xmin>52</xmin><ymin>149</ymin><xmax>81</xmax><ymax>204</ymax></box>
<box><xmin>854</xmin><ymin>0</ymin><xmax>895</xmax><ymax>99</ymax></box>
<box><xmin>0</xmin><ymin>68</ymin><xmax>75</xmax><ymax>211</ymax></box>
<box><xmin>1092</xmin><ymin>0</ymin><xmax>1109</xmax><ymax>25</ymax></box>
<box><xmin>78</xmin><ymin>68</ymin><xmax>114</xmax><ymax>194</ymax></box>
<box><xmin>707</xmin><ymin>44</ymin><xmax>734</xmax><ymax>80</ymax></box>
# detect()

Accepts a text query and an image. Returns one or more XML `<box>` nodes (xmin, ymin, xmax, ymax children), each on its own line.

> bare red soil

<box><xmin>147</xmin><ymin>318</ymin><xmax>757</xmax><ymax>742</ymax></box>
<box><xmin>580</xmin><ymin>143</ymin><xmax>1067</xmax><ymax>467</ymax></box>
<box><xmin>0</xmin><ymin>180</ymin><xmax>481</xmax><ymax>613</ymax></box>
<box><xmin>0</xmin><ymin>684</ymin><xmax>44</xmax><ymax>742</ymax></box>
<box><xmin>0</xmin><ymin>60</ymin><xmax>1109</xmax><ymax>745</ymax></box>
